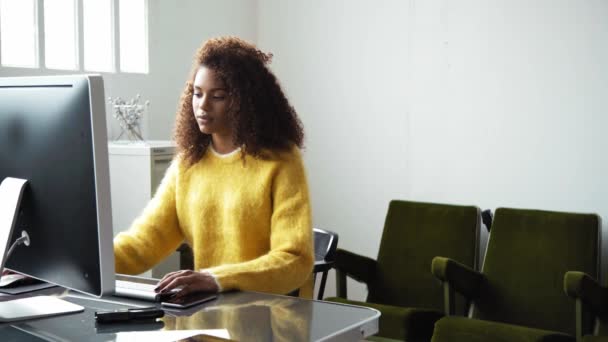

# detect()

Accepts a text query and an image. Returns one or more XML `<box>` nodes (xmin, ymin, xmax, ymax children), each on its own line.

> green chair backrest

<box><xmin>472</xmin><ymin>208</ymin><xmax>599</xmax><ymax>336</ymax></box>
<box><xmin>369</xmin><ymin>200</ymin><xmax>479</xmax><ymax>313</ymax></box>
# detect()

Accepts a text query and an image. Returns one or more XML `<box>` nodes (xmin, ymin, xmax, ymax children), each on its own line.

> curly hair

<box><xmin>174</xmin><ymin>36</ymin><xmax>304</xmax><ymax>166</ymax></box>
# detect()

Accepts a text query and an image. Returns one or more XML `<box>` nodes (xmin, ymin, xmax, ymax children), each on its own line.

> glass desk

<box><xmin>0</xmin><ymin>290</ymin><xmax>379</xmax><ymax>341</ymax></box>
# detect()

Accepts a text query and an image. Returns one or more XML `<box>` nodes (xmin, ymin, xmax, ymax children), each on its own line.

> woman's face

<box><xmin>192</xmin><ymin>66</ymin><xmax>232</xmax><ymax>136</ymax></box>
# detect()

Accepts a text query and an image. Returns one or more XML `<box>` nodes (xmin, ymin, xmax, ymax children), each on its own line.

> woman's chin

<box><xmin>198</xmin><ymin>125</ymin><xmax>212</xmax><ymax>134</ymax></box>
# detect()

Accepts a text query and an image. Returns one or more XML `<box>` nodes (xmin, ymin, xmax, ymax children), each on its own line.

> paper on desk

<box><xmin>116</xmin><ymin>329</ymin><xmax>231</xmax><ymax>341</ymax></box>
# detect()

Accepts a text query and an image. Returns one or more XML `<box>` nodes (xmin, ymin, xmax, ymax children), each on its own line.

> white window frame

<box><xmin>0</xmin><ymin>0</ymin><xmax>148</xmax><ymax>74</ymax></box>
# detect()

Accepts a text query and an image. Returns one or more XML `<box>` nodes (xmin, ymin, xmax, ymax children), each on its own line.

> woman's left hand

<box><xmin>155</xmin><ymin>270</ymin><xmax>219</xmax><ymax>297</ymax></box>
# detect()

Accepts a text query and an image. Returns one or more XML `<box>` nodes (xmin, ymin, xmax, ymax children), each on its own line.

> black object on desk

<box><xmin>94</xmin><ymin>307</ymin><xmax>164</xmax><ymax>324</ymax></box>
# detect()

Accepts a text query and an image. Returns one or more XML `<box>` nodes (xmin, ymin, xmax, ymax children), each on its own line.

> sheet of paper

<box><xmin>116</xmin><ymin>329</ymin><xmax>231</xmax><ymax>342</ymax></box>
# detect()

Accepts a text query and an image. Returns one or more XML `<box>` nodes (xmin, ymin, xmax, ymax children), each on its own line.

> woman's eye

<box><xmin>193</xmin><ymin>93</ymin><xmax>202</xmax><ymax>98</ymax></box>
<box><xmin>213</xmin><ymin>96</ymin><xmax>225</xmax><ymax>100</ymax></box>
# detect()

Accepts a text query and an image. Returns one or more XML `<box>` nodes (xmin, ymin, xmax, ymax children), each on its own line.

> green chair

<box><xmin>326</xmin><ymin>200</ymin><xmax>480</xmax><ymax>341</ymax></box>
<box><xmin>564</xmin><ymin>271</ymin><xmax>608</xmax><ymax>342</ymax></box>
<box><xmin>431</xmin><ymin>208</ymin><xmax>600</xmax><ymax>342</ymax></box>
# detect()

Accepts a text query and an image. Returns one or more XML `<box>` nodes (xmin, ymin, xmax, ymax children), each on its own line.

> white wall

<box><xmin>408</xmin><ymin>0</ymin><xmax>608</xmax><ymax>278</ymax></box>
<box><xmin>258</xmin><ymin>0</ymin><xmax>608</xmax><ymax>300</ymax></box>
<box><xmin>409</xmin><ymin>0</ymin><xmax>608</xmax><ymax>211</ymax></box>
<box><xmin>0</xmin><ymin>0</ymin><xmax>257</xmax><ymax>140</ymax></box>
<box><xmin>258</xmin><ymin>0</ymin><xmax>412</xmax><ymax>300</ymax></box>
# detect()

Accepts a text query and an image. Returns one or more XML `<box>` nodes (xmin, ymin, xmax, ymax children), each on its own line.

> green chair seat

<box><xmin>326</xmin><ymin>297</ymin><xmax>443</xmax><ymax>341</ymax></box>
<box><xmin>432</xmin><ymin>316</ymin><xmax>574</xmax><ymax>342</ymax></box>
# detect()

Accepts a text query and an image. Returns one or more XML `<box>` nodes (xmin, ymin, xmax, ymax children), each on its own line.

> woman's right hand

<box><xmin>155</xmin><ymin>269</ymin><xmax>219</xmax><ymax>298</ymax></box>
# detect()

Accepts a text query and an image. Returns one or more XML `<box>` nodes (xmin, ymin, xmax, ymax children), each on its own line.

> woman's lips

<box><xmin>196</xmin><ymin>115</ymin><xmax>211</xmax><ymax>124</ymax></box>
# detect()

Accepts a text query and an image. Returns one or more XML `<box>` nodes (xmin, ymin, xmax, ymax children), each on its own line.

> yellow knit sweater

<box><xmin>113</xmin><ymin>145</ymin><xmax>314</xmax><ymax>297</ymax></box>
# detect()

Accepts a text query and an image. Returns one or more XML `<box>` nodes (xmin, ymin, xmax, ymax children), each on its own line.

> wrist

<box><xmin>201</xmin><ymin>270</ymin><xmax>222</xmax><ymax>292</ymax></box>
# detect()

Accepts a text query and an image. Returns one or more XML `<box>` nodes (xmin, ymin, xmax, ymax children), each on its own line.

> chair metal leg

<box><xmin>443</xmin><ymin>282</ymin><xmax>455</xmax><ymax>316</ymax></box>
<box><xmin>336</xmin><ymin>269</ymin><xmax>347</xmax><ymax>298</ymax></box>
<box><xmin>177</xmin><ymin>243</ymin><xmax>194</xmax><ymax>270</ymax></box>
<box><xmin>318</xmin><ymin>271</ymin><xmax>328</xmax><ymax>300</ymax></box>
<box><xmin>576</xmin><ymin>298</ymin><xmax>582</xmax><ymax>342</ymax></box>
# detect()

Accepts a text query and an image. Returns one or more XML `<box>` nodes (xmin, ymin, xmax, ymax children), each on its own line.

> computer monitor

<box><xmin>0</xmin><ymin>75</ymin><xmax>115</xmax><ymax>319</ymax></box>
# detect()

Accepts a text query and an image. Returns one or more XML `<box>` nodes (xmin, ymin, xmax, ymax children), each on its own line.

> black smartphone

<box><xmin>161</xmin><ymin>291</ymin><xmax>217</xmax><ymax>309</ymax></box>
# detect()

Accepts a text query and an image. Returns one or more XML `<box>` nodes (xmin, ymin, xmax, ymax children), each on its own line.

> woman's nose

<box><xmin>199</xmin><ymin>95</ymin><xmax>211</xmax><ymax>111</ymax></box>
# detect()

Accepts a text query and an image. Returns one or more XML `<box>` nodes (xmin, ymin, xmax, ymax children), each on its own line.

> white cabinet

<box><xmin>108</xmin><ymin>140</ymin><xmax>179</xmax><ymax>278</ymax></box>
<box><xmin>108</xmin><ymin>141</ymin><xmax>175</xmax><ymax>235</ymax></box>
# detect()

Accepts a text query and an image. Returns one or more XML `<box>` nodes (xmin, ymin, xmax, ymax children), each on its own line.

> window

<box><xmin>83</xmin><ymin>0</ymin><xmax>114</xmax><ymax>72</ymax></box>
<box><xmin>0</xmin><ymin>0</ymin><xmax>148</xmax><ymax>73</ymax></box>
<box><xmin>44</xmin><ymin>0</ymin><xmax>77</xmax><ymax>70</ymax></box>
<box><xmin>119</xmin><ymin>0</ymin><xmax>148</xmax><ymax>73</ymax></box>
<box><xmin>0</xmin><ymin>0</ymin><xmax>37</xmax><ymax>68</ymax></box>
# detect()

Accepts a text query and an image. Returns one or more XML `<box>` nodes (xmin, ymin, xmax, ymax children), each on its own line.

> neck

<box><xmin>211</xmin><ymin>134</ymin><xmax>238</xmax><ymax>154</ymax></box>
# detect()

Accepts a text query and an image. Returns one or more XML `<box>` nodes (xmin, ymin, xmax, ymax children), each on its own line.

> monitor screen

<box><xmin>0</xmin><ymin>75</ymin><xmax>114</xmax><ymax>297</ymax></box>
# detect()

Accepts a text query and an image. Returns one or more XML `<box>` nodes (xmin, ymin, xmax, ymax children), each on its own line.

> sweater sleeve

<box><xmin>113</xmin><ymin>158</ymin><xmax>184</xmax><ymax>275</ymax></box>
<box><xmin>207</xmin><ymin>149</ymin><xmax>314</xmax><ymax>295</ymax></box>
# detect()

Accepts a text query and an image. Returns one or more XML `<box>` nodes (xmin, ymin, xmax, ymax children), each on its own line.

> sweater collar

<box><xmin>207</xmin><ymin>144</ymin><xmax>243</xmax><ymax>163</ymax></box>
<box><xmin>210</xmin><ymin>144</ymin><xmax>241</xmax><ymax>158</ymax></box>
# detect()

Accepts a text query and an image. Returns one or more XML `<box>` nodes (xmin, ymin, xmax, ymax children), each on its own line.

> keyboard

<box><xmin>114</xmin><ymin>275</ymin><xmax>181</xmax><ymax>302</ymax></box>
<box><xmin>114</xmin><ymin>280</ymin><xmax>160</xmax><ymax>301</ymax></box>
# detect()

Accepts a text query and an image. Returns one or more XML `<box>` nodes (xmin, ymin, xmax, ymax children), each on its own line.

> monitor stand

<box><xmin>0</xmin><ymin>177</ymin><xmax>28</xmax><ymax>272</ymax></box>
<box><xmin>0</xmin><ymin>177</ymin><xmax>84</xmax><ymax>322</ymax></box>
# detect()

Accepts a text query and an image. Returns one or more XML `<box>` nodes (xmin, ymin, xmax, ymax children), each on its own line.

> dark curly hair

<box><xmin>174</xmin><ymin>36</ymin><xmax>304</xmax><ymax>166</ymax></box>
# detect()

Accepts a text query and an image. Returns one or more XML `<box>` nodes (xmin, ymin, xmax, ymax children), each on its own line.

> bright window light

<box><xmin>119</xmin><ymin>0</ymin><xmax>148</xmax><ymax>73</ymax></box>
<box><xmin>44</xmin><ymin>0</ymin><xmax>77</xmax><ymax>70</ymax></box>
<box><xmin>0</xmin><ymin>0</ymin><xmax>37</xmax><ymax>68</ymax></box>
<box><xmin>83</xmin><ymin>0</ymin><xmax>113</xmax><ymax>72</ymax></box>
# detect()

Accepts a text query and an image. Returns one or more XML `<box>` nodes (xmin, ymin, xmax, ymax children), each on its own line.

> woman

<box><xmin>113</xmin><ymin>36</ymin><xmax>314</xmax><ymax>298</ymax></box>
